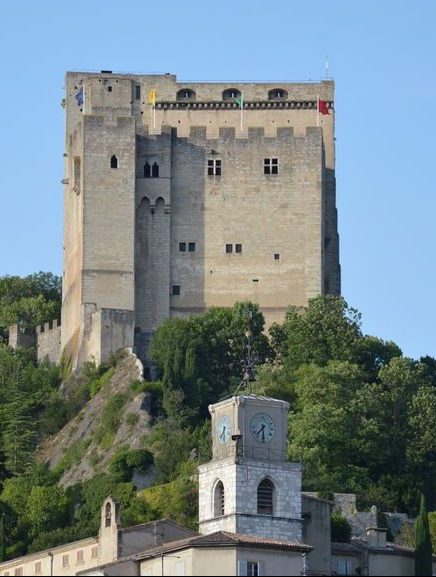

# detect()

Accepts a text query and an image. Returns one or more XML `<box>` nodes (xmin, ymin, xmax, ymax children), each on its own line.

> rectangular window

<box><xmin>62</xmin><ymin>555</ymin><xmax>69</xmax><ymax>568</ymax></box>
<box><xmin>235</xmin><ymin>244</ymin><xmax>242</xmax><ymax>253</ymax></box>
<box><xmin>91</xmin><ymin>546</ymin><xmax>99</xmax><ymax>559</ymax></box>
<box><xmin>77</xmin><ymin>550</ymin><xmax>84</xmax><ymax>564</ymax></box>
<box><xmin>247</xmin><ymin>562</ymin><xmax>259</xmax><ymax>577</ymax></box>
<box><xmin>179</xmin><ymin>242</ymin><xmax>186</xmax><ymax>252</ymax></box>
<box><xmin>188</xmin><ymin>242</ymin><xmax>196</xmax><ymax>252</ymax></box>
<box><xmin>264</xmin><ymin>158</ymin><xmax>279</xmax><ymax>175</ymax></box>
<box><xmin>172</xmin><ymin>285</ymin><xmax>181</xmax><ymax>296</ymax></box>
<box><xmin>208</xmin><ymin>159</ymin><xmax>221</xmax><ymax>176</ymax></box>
<box><xmin>274</xmin><ymin>253</ymin><xmax>280</xmax><ymax>260</ymax></box>
<box><xmin>135</xmin><ymin>85</ymin><xmax>141</xmax><ymax>100</ymax></box>
<box><xmin>225</xmin><ymin>244</ymin><xmax>233</xmax><ymax>253</ymax></box>
<box><xmin>35</xmin><ymin>561</ymin><xmax>42</xmax><ymax>574</ymax></box>
<box><xmin>14</xmin><ymin>570</ymin><xmax>23</xmax><ymax>577</ymax></box>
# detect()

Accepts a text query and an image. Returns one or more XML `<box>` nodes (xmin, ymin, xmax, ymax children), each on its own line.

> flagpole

<box><xmin>153</xmin><ymin>104</ymin><xmax>156</xmax><ymax>133</ymax></box>
<box><xmin>240</xmin><ymin>92</ymin><xmax>243</xmax><ymax>133</ymax></box>
<box><xmin>317</xmin><ymin>95</ymin><xmax>320</xmax><ymax>127</ymax></box>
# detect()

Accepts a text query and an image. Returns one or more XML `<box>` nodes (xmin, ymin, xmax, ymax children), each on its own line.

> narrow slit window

<box><xmin>144</xmin><ymin>162</ymin><xmax>151</xmax><ymax>178</ymax></box>
<box><xmin>135</xmin><ymin>85</ymin><xmax>141</xmax><ymax>100</ymax></box>
<box><xmin>152</xmin><ymin>162</ymin><xmax>159</xmax><ymax>177</ymax></box>
<box><xmin>110</xmin><ymin>155</ymin><xmax>118</xmax><ymax>169</ymax></box>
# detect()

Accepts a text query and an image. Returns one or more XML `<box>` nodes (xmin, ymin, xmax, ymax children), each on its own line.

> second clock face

<box><xmin>217</xmin><ymin>415</ymin><xmax>231</xmax><ymax>444</ymax></box>
<box><xmin>250</xmin><ymin>413</ymin><xmax>275</xmax><ymax>443</ymax></box>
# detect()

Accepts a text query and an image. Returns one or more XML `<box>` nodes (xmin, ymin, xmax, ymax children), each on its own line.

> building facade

<box><xmin>59</xmin><ymin>71</ymin><xmax>340</xmax><ymax>369</ymax></box>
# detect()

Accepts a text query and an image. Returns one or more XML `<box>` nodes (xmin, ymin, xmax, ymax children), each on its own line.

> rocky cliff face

<box><xmin>38</xmin><ymin>349</ymin><xmax>153</xmax><ymax>487</ymax></box>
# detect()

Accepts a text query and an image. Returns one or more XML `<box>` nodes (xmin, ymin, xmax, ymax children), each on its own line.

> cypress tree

<box><xmin>415</xmin><ymin>493</ymin><xmax>433</xmax><ymax>576</ymax></box>
<box><xmin>0</xmin><ymin>515</ymin><xmax>5</xmax><ymax>562</ymax></box>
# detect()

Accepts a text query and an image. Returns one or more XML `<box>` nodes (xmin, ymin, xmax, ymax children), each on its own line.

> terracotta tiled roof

<box><xmin>135</xmin><ymin>531</ymin><xmax>312</xmax><ymax>560</ymax></box>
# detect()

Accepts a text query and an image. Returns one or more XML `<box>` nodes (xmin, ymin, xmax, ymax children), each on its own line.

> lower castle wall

<box><xmin>37</xmin><ymin>320</ymin><xmax>61</xmax><ymax>364</ymax></box>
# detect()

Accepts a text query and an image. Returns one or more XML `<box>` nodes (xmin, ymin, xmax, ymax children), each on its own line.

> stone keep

<box><xmin>61</xmin><ymin>72</ymin><xmax>340</xmax><ymax>369</ymax></box>
<box><xmin>198</xmin><ymin>395</ymin><xmax>302</xmax><ymax>541</ymax></box>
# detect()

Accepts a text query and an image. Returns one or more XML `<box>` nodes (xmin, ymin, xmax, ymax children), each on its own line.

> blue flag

<box><xmin>75</xmin><ymin>87</ymin><xmax>84</xmax><ymax>106</ymax></box>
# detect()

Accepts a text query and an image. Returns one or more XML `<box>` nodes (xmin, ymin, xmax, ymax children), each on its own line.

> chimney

<box><xmin>366</xmin><ymin>527</ymin><xmax>387</xmax><ymax>548</ymax></box>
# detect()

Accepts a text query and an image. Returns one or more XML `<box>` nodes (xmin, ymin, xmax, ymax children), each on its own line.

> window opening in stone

<box><xmin>264</xmin><ymin>158</ymin><xmax>278</xmax><ymax>175</ymax></box>
<box><xmin>257</xmin><ymin>478</ymin><xmax>274</xmax><ymax>515</ymax></box>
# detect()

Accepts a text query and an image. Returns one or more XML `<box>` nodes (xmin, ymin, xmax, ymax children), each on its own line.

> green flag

<box><xmin>235</xmin><ymin>93</ymin><xmax>244</xmax><ymax>108</ymax></box>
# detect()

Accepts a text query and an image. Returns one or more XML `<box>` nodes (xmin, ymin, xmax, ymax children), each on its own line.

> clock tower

<box><xmin>198</xmin><ymin>394</ymin><xmax>303</xmax><ymax>541</ymax></box>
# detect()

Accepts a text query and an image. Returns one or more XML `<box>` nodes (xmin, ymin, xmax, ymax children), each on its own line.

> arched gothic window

<box><xmin>110</xmin><ymin>155</ymin><xmax>118</xmax><ymax>169</ymax></box>
<box><xmin>222</xmin><ymin>88</ymin><xmax>241</xmax><ymax>101</ymax></box>
<box><xmin>152</xmin><ymin>162</ymin><xmax>159</xmax><ymax>178</ymax></box>
<box><xmin>176</xmin><ymin>88</ymin><xmax>196</xmax><ymax>101</ymax></box>
<box><xmin>257</xmin><ymin>478</ymin><xmax>274</xmax><ymax>515</ymax></box>
<box><xmin>105</xmin><ymin>502</ymin><xmax>112</xmax><ymax>527</ymax></box>
<box><xmin>144</xmin><ymin>162</ymin><xmax>151</xmax><ymax>178</ymax></box>
<box><xmin>214</xmin><ymin>480</ymin><xmax>225</xmax><ymax>516</ymax></box>
<box><xmin>268</xmin><ymin>88</ymin><xmax>288</xmax><ymax>100</ymax></box>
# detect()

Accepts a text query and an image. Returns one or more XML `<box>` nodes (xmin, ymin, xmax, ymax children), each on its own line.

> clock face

<box><xmin>217</xmin><ymin>415</ymin><xmax>231</xmax><ymax>444</ymax></box>
<box><xmin>250</xmin><ymin>413</ymin><xmax>275</xmax><ymax>443</ymax></box>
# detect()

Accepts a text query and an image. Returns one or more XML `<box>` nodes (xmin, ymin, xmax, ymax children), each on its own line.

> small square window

<box><xmin>235</xmin><ymin>244</ymin><xmax>242</xmax><ymax>253</ymax></box>
<box><xmin>107</xmin><ymin>86</ymin><xmax>112</xmax><ymax>92</ymax></box>
<box><xmin>208</xmin><ymin>159</ymin><xmax>221</xmax><ymax>176</ymax></box>
<box><xmin>172</xmin><ymin>285</ymin><xmax>181</xmax><ymax>296</ymax></box>
<box><xmin>225</xmin><ymin>244</ymin><xmax>233</xmax><ymax>253</ymax></box>
<box><xmin>179</xmin><ymin>242</ymin><xmax>186</xmax><ymax>252</ymax></box>
<box><xmin>188</xmin><ymin>242</ymin><xmax>196</xmax><ymax>252</ymax></box>
<box><xmin>264</xmin><ymin>158</ymin><xmax>279</xmax><ymax>175</ymax></box>
<box><xmin>274</xmin><ymin>253</ymin><xmax>280</xmax><ymax>260</ymax></box>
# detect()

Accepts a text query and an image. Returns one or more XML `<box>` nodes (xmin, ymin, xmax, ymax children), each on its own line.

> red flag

<box><xmin>318</xmin><ymin>99</ymin><xmax>330</xmax><ymax>115</ymax></box>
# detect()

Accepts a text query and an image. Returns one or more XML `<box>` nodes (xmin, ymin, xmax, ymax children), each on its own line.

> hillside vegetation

<box><xmin>0</xmin><ymin>273</ymin><xmax>436</xmax><ymax>560</ymax></box>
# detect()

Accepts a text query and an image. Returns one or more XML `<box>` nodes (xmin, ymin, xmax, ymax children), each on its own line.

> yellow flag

<box><xmin>148</xmin><ymin>89</ymin><xmax>157</xmax><ymax>106</ymax></box>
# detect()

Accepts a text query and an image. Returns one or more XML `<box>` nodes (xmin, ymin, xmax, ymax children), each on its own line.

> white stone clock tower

<box><xmin>198</xmin><ymin>394</ymin><xmax>303</xmax><ymax>541</ymax></box>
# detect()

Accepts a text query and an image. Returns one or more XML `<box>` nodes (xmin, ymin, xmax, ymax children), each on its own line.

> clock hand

<box><xmin>256</xmin><ymin>424</ymin><xmax>265</xmax><ymax>439</ymax></box>
<box><xmin>220</xmin><ymin>426</ymin><xmax>226</xmax><ymax>440</ymax></box>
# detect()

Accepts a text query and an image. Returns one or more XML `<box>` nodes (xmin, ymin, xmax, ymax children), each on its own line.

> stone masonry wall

<box><xmin>36</xmin><ymin>320</ymin><xmax>61</xmax><ymax>364</ymax></box>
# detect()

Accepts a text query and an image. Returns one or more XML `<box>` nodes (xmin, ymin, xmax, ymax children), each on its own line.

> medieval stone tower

<box><xmin>61</xmin><ymin>71</ymin><xmax>340</xmax><ymax>369</ymax></box>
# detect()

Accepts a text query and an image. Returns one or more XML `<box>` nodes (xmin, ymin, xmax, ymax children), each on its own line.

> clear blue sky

<box><xmin>1</xmin><ymin>1</ymin><xmax>435</xmax><ymax>360</ymax></box>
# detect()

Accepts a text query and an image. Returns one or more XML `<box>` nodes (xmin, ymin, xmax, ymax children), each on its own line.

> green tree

<box><xmin>26</xmin><ymin>485</ymin><xmax>69</xmax><ymax>537</ymax></box>
<box><xmin>331</xmin><ymin>512</ymin><xmax>352</xmax><ymax>543</ymax></box>
<box><xmin>0</xmin><ymin>272</ymin><xmax>61</xmax><ymax>340</ymax></box>
<box><xmin>415</xmin><ymin>494</ymin><xmax>432</xmax><ymax>576</ymax></box>
<box><xmin>151</xmin><ymin>302</ymin><xmax>270</xmax><ymax>419</ymax></box>
<box><xmin>0</xmin><ymin>516</ymin><xmax>6</xmax><ymax>562</ymax></box>
<box><xmin>270</xmin><ymin>295</ymin><xmax>362</xmax><ymax>369</ymax></box>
